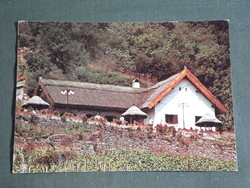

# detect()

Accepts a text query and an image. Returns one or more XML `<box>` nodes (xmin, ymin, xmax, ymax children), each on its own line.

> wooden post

<box><xmin>66</xmin><ymin>91</ymin><xmax>69</xmax><ymax>112</ymax></box>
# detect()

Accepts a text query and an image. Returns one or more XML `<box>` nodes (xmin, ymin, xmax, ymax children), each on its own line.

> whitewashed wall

<box><xmin>151</xmin><ymin>78</ymin><xmax>215</xmax><ymax>130</ymax></box>
<box><xmin>143</xmin><ymin>108</ymin><xmax>155</xmax><ymax>125</ymax></box>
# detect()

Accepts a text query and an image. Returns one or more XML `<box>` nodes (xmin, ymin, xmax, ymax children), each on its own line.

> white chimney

<box><xmin>132</xmin><ymin>79</ymin><xmax>140</xmax><ymax>88</ymax></box>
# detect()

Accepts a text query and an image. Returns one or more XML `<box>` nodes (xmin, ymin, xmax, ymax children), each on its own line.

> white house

<box><xmin>144</xmin><ymin>78</ymin><xmax>216</xmax><ymax>129</ymax></box>
<box><xmin>142</xmin><ymin>67</ymin><xmax>227</xmax><ymax>130</ymax></box>
<box><xmin>34</xmin><ymin>67</ymin><xmax>227</xmax><ymax>130</ymax></box>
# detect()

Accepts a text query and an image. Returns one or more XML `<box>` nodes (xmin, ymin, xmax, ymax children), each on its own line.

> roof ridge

<box><xmin>41</xmin><ymin>78</ymin><xmax>149</xmax><ymax>94</ymax></box>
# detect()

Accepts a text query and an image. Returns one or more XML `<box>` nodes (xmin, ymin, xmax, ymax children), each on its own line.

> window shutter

<box><xmin>173</xmin><ymin>115</ymin><xmax>178</xmax><ymax>124</ymax></box>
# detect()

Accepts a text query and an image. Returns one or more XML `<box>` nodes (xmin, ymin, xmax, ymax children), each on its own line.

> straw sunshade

<box><xmin>22</xmin><ymin>96</ymin><xmax>50</xmax><ymax>109</ymax></box>
<box><xmin>195</xmin><ymin>112</ymin><xmax>222</xmax><ymax>127</ymax></box>
<box><xmin>122</xmin><ymin>105</ymin><xmax>147</xmax><ymax>124</ymax></box>
<box><xmin>122</xmin><ymin>105</ymin><xmax>147</xmax><ymax>117</ymax></box>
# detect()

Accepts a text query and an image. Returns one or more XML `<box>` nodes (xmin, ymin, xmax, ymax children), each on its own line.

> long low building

<box><xmin>34</xmin><ymin>67</ymin><xmax>227</xmax><ymax>129</ymax></box>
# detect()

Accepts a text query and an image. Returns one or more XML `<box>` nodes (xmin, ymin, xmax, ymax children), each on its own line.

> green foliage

<box><xmin>64</xmin><ymin>122</ymin><xmax>92</xmax><ymax>134</ymax></box>
<box><xmin>19</xmin><ymin>22</ymin><xmax>89</xmax><ymax>95</ymax></box>
<box><xmin>15</xmin><ymin>118</ymin><xmax>52</xmax><ymax>139</ymax></box>
<box><xmin>71</xmin><ymin>66</ymin><xmax>133</xmax><ymax>86</ymax></box>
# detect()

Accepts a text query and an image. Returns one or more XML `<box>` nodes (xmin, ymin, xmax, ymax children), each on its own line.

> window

<box><xmin>195</xmin><ymin>116</ymin><xmax>202</xmax><ymax>122</ymax></box>
<box><xmin>165</xmin><ymin>114</ymin><xmax>178</xmax><ymax>124</ymax></box>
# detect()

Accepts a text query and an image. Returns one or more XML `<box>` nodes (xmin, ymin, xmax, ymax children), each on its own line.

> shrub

<box><xmin>78</xmin><ymin>114</ymin><xmax>87</xmax><ymax>122</ymax></box>
<box><xmin>63</xmin><ymin>112</ymin><xmax>74</xmax><ymax>117</ymax></box>
<box><xmin>53</xmin><ymin>111</ymin><xmax>60</xmax><ymax>116</ymax></box>
<box><xmin>29</xmin><ymin>114</ymin><xmax>39</xmax><ymax>124</ymax></box>
<box><xmin>113</xmin><ymin>119</ymin><xmax>122</xmax><ymax>125</ymax></box>
<box><xmin>34</xmin><ymin>151</ymin><xmax>77</xmax><ymax>167</ymax></box>
<box><xmin>40</xmin><ymin>109</ymin><xmax>47</xmax><ymax>115</ymax></box>
<box><xmin>64</xmin><ymin>122</ymin><xmax>92</xmax><ymax>133</ymax></box>
<box><xmin>27</xmin><ymin>106</ymin><xmax>34</xmax><ymax>112</ymax></box>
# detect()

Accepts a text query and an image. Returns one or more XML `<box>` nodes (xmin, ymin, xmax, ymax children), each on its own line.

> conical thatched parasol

<box><xmin>22</xmin><ymin>96</ymin><xmax>50</xmax><ymax>109</ymax></box>
<box><xmin>122</xmin><ymin>105</ymin><xmax>147</xmax><ymax>124</ymax></box>
<box><xmin>122</xmin><ymin>105</ymin><xmax>147</xmax><ymax>117</ymax></box>
<box><xmin>195</xmin><ymin>112</ymin><xmax>222</xmax><ymax>127</ymax></box>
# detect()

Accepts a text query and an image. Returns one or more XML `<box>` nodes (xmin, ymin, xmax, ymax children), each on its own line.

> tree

<box><xmin>19</xmin><ymin>22</ymin><xmax>90</xmax><ymax>94</ymax></box>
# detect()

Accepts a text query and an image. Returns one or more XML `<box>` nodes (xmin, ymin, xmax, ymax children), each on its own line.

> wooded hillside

<box><xmin>17</xmin><ymin>21</ymin><xmax>233</xmax><ymax>130</ymax></box>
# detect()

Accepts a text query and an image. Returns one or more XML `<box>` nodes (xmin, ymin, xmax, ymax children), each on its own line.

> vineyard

<box><xmin>14</xmin><ymin>148</ymin><xmax>237</xmax><ymax>173</ymax></box>
<box><xmin>13</xmin><ymin>113</ymin><xmax>237</xmax><ymax>173</ymax></box>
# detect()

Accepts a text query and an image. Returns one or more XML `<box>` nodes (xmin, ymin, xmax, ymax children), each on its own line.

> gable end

<box><xmin>148</xmin><ymin>68</ymin><xmax>227</xmax><ymax>113</ymax></box>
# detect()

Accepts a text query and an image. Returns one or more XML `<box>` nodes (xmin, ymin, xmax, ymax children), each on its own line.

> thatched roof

<box><xmin>36</xmin><ymin>78</ymin><xmax>148</xmax><ymax>110</ymax></box>
<box><xmin>122</xmin><ymin>105</ymin><xmax>147</xmax><ymax>117</ymax></box>
<box><xmin>36</xmin><ymin>76</ymin><xmax>181</xmax><ymax>111</ymax></box>
<box><xmin>34</xmin><ymin>68</ymin><xmax>227</xmax><ymax>113</ymax></box>
<box><xmin>140</xmin><ymin>73</ymin><xmax>180</xmax><ymax>109</ymax></box>
<box><xmin>22</xmin><ymin>96</ymin><xmax>49</xmax><ymax>108</ymax></box>
<box><xmin>195</xmin><ymin>113</ymin><xmax>222</xmax><ymax>127</ymax></box>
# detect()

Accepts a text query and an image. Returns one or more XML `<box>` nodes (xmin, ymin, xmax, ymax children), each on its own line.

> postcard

<box><xmin>13</xmin><ymin>21</ymin><xmax>237</xmax><ymax>173</ymax></box>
